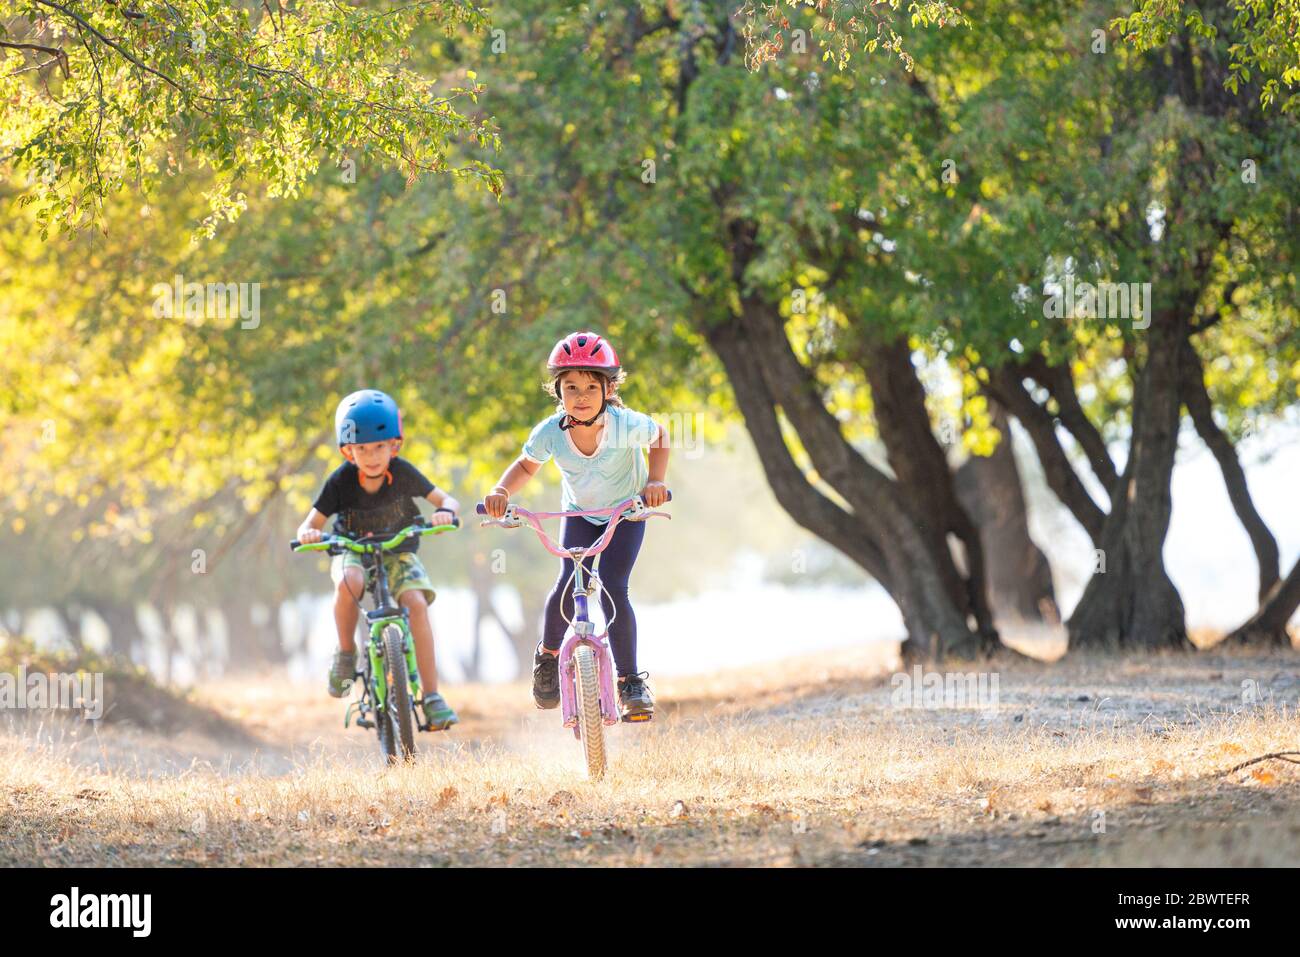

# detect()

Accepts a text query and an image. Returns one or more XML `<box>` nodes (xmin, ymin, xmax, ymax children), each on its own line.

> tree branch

<box><xmin>704</xmin><ymin>311</ymin><xmax>893</xmax><ymax>590</ymax></box>
<box><xmin>35</xmin><ymin>0</ymin><xmax>193</xmax><ymax>97</ymax></box>
<box><xmin>1024</xmin><ymin>354</ymin><xmax>1120</xmax><ymax>492</ymax></box>
<box><xmin>0</xmin><ymin>39</ymin><xmax>71</xmax><ymax>77</ymax></box>
<box><xmin>1179</xmin><ymin>338</ymin><xmax>1280</xmax><ymax>602</ymax></box>
<box><xmin>983</xmin><ymin>365</ymin><xmax>1107</xmax><ymax>543</ymax></box>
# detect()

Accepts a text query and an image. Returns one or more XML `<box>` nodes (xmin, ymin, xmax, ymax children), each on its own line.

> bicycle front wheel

<box><xmin>572</xmin><ymin>643</ymin><xmax>607</xmax><ymax>780</ymax></box>
<box><xmin>382</xmin><ymin>624</ymin><xmax>416</xmax><ymax>764</ymax></box>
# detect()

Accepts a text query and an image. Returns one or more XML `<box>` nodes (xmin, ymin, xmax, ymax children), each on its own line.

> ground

<box><xmin>2</xmin><ymin>643</ymin><xmax>1298</xmax><ymax>867</ymax></box>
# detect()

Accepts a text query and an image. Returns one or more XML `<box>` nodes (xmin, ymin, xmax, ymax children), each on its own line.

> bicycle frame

<box><xmin>558</xmin><ymin>550</ymin><xmax>620</xmax><ymax>733</ymax></box>
<box><xmin>477</xmin><ymin>496</ymin><xmax>670</xmax><ymax>734</ymax></box>
<box><xmin>358</xmin><ymin>541</ymin><xmax>410</xmax><ymax>719</ymax></box>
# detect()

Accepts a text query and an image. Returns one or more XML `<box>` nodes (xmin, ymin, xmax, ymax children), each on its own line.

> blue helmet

<box><xmin>335</xmin><ymin>390</ymin><xmax>403</xmax><ymax>447</ymax></box>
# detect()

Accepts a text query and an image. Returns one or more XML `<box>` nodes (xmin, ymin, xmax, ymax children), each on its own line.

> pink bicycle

<box><xmin>476</xmin><ymin>493</ymin><xmax>671</xmax><ymax>780</ymax></box>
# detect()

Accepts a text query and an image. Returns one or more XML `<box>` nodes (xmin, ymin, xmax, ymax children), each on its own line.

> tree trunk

<box><xmin>473</xmin><ymin>549</ymin><xmax>547</xmax><ymax>679</ymax></box>
<box><xmin>483</xmin><ymin>589</ymin><xmax>547</xmax><ymax>680</ymax></box>
<box><xmin>703</xmin><ymin>315</ymin><xmax>891</xmax><ymax>579</ymax></box>
<box><xmin>1227</xmin><ymin>557</ymin><xmax>1300</xmax><ymax>647</ymax></box>
<box><xmin>225</xmin><ymin>602</ymin><xmax>282</xmax><ymax>671</ymax></box>
<box><xmin>1179</xmin><ymin>338</ymin><xmax>1280</xmax><ymax>603</ymax></box>
<box><xmin>857</xmin><ymin>336</ymin><xmax>1000</xmax><ymax>648</ymax></box>
<box><xmin>954</xmin><ymin>403</ymin><xmax>1060</xmax><ymax>625</ymax></box>
<box><xmin>54</xmin><ymin>605</ymin><xmax>89</xmax><ymax>656</ymax></box>
<box><xmin>984</xmin><ymin>364</ymin><xmax>1107</xmax><ymax>543</ymax></box>
<box><xmin>703</xmin><ymin>327</ymin><xmax>979</xmax><ymax>658</ymax></box>
<box><xmin>467</xmin><ymin>598</ymin><xmax>484</xmax><ymax>684</ymax></box>
<box><xmin>1026</xmin><ymin>355</ymin><xmax>1119</xmax><ymax>492</ymax></box>
<box><xmin>515</xmin><ymin>591</ymin><xmax>547</xmax><ymax>675</ymax></box>
<box><xmin>94</xmin><ymin>600</ymin><xmax>141</xmax><ymax>662</ymax></box>
<box><xmin>465</xmin><ymin>555</ymin><xmax>500</xmax><ymax>683</ymax></box>
<box><xmin>255</xmin><ymin>602</ymin><xmax>288</xmax><ymax>666</ymax></box>
<box><xmin>698</xmin><ymin>218</ymin><xmax>991</xmax><ymax>659</ymax></box>
<box><xmin>1068</xmin><ymin>312</ymin><xmax>1190</xmax><ymax>650</ymax></box>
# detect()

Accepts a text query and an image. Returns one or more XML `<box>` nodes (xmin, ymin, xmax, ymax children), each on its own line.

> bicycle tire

<box><xmin>369</xmin><ymin>632</ymin><xmax>398</xmax><ymax>763</ymax></box>
<box><xmin>376</xmin><ymin>705</ymin><xmax>397</xmax><ymax>763</ymax></box>
<box><xmin>382</xmin><ymin>624</ymin><xmax>417</xmax><ymax>763</ymax></box>
<box><xmin>572</xmin><ymin>643</ymin><xmax>607</xmax><ymax>780</ymax></box>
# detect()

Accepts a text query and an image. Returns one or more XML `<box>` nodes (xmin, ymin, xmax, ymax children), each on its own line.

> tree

<box><xmin>46</xmin><ymin>0</ymin><xmax>1291</xmax><ymax>657</ymax></box>
<box><xmin>737</xmin><ymin>0</ymin><xmax>967</xmax><ymax>70</ymax></box>
<box><xmin>728</xmin><ymin>4</ymin><xmax>1300</xmax><ymax>653</ymax></box>
<box><xmin>1115</xmin><ymin>0</ymin><xmax>1300</xmax><ymax>113</ymax></box>
<box><xmin>6</xmin><ymin>0</ymin><xmax>1297</xmax><ymax>663</ymax></box>
<box><xmin>0</xmin><ymin>0</ymin><xmax>502</xmax><ymax>239</ymax></box>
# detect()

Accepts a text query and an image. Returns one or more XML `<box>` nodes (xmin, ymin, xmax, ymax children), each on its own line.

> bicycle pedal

<box><xmin>621</xmin><ymin>712</ymin><xmax>653</xmax><ymax>723</ymax></box>
<box><xmin>356</xmin><ymin>717</ymin><xmax>374</xmax><ymax>729</ymax></box>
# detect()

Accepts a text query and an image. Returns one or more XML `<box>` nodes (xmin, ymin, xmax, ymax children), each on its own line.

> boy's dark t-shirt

<box><xmin>312</xmin><ymin>457</ymin><xmax>436</xmax><ymax>555</ymax></box>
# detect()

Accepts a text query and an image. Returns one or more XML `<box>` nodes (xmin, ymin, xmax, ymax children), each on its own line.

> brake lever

<box><xmin>478</xmin><ymin>503</ymin><xmax>522</xmax><ymax>528</ymax></box>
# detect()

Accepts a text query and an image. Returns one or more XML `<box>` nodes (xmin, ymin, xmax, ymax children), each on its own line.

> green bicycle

<box><xmin>290</xmin><ymin>516</ymin><xmax>459</xmax><ymax>765</ymax></box>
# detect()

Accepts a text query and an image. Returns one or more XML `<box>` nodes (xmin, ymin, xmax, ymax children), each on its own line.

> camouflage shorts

<box><xmin>331</xmin><ymin>551</ymin><xmax>436</xmax><ymax>605</ymax></box>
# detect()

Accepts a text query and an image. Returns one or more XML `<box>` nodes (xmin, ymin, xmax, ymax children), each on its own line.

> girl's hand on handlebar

<box><xmin>483</xmin><ymin>487</ymin><xmax>510</xmax><ymax>519</ymax></box>
<box><xmin>298</xmin><ymin>527</ymin><xmax>324</xmax><ymax>544</ymax></box>
<box><xmin>640</xmin><ymin>481</ymin><xmax>669</xmax><ymax>508</ymax></box>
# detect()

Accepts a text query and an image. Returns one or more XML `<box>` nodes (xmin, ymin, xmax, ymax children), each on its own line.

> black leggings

<box><xmin>541</xmin><ymin>515</ymin><xmax>646</xmax><ymax>676</ymax></box>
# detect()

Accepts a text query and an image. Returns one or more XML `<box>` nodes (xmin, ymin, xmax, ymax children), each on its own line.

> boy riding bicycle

<box><xmin>296</xmin><ymin>390</ymin><xmax>461</xmax><ymax>731</ymax></box>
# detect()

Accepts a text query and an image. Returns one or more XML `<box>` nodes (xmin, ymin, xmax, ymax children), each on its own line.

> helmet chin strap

<box><xmin>343</xmin><ymin>441</ymin><xmax>399</xmax><ymax>483</ymax></box>
<box><xmin>560</xmin><ymin>395</ymin><xmax>608</xmax><ymax>431</ymax></box>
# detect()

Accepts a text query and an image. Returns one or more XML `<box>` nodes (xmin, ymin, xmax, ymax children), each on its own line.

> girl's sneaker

<box><xmin>421</xmin><ymin>691</ymin><xmax>458</xmax><ymax>731</ymax></box>
<box><xmin>533</xmin><ymin>647</ymin><xmax>561</xmax><ymax>709</ymax></box>
<box><xmin>328</xmin><ymin>649</ymin><xmax>356</xmax><ymax>698</ymax></box>
<box><xmin>618</xmin><ymin>672</ymin><xmax>654</xmax><ymax>722</ymax></box>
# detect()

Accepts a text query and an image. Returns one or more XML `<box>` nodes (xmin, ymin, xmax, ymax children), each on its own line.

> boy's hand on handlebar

<box><xmin>431</xmin><ymin>509</ymin><xmax>457</xmax><ymax>527</ymax></box>
<box><xmin>483</xmin><ymin>487</ymin><xmax>510</xmax><ymax>519</ymax></box>
<box><xmin>640</xmin><ymin>481</ymin><xmax>670</xmax><ymax>508</ymax></box>
<box><xmin>298</xmin><ymin>527</ymin><xmax>324</xmax><ymax>544</ymax></box>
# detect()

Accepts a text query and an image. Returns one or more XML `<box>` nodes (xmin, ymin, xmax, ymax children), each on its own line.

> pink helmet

<box><xmin>547</xmin><ymin>332</ymin><xmax>620</xmax><ymax>376</ymax></box>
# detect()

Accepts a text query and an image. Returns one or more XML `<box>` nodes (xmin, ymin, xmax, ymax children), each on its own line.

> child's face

<box><xmin>558</xmin><ymin>371</ymin><xmax>611</xmax><ymax>420</ymax></box>
<box><xmin>343</xmin><ymin>439</ymin><xmax>399</xmax><ymax>477</ymax></box>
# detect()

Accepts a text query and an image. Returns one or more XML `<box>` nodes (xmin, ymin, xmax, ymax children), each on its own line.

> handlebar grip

<box><xmin>475</xmin><ymin>503</ymin><xmax>487</xmax><ymax>515</ymax></box>
<box><xmin>450</xmin><ymin>516</ymin><xmax>461</xmax><ymax>529</ymax></box>
<box><xmin>666</xmin><ymin>490</ymin><xmax>673</xmax><ymax>502</ymax></box>
<box><xmin>289</xmin><ymin>540</ymin><xmax>300</xmax><ymax>551</ymax></box>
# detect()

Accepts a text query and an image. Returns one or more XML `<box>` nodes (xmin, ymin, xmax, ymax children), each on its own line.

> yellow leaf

<box><xmin>1250</xmin><ymin>767</ymin><xmax>1277</xmax><ymax>785</ymax></box>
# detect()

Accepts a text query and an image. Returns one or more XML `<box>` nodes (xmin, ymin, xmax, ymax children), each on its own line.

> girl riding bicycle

<box><xmin>297</xmin><ymin>390</ymin><xmax>461</xmax><ymax>731</ymax></box>
<box><xmin>483</xmin><ymin>332</ymin><xmax>670</xmax><ymax>721</ymax></box>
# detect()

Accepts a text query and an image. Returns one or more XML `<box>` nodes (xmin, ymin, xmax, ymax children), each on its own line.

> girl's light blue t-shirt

<box><xmin>521</xmin><ymin>405</ymin><xmax>661</xmax><ymax>525</ymax></box>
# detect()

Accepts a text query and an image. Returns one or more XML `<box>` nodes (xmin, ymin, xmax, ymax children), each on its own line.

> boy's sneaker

<box><xmin>420</xmin><ymin>692</ymin><xmax>458</xmax><ymax>731</ymax></box>
<box><xmin>532</xmin><ymin>647</ymin><xmax>560</xmax><ymax>709</ymax></box>
<box><xmin>328</xmin><ymin>649</ymin><xmax>356</xmax><ymax>698</ymax></box>
<box><xmin>618</xmin><ymin>672</ymin><xmax>654</xmax><ymax>722</ymax></box>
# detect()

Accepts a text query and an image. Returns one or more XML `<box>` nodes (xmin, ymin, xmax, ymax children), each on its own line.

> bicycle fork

<box><xmin>558</xmin><ymin>557</ymin><xmax>619</xmax><ymax>733</ymax></box>
<box><xmin>345</xmin><ymin>618</ymin><xmax>424</xmax><ymax>729</ymax></box>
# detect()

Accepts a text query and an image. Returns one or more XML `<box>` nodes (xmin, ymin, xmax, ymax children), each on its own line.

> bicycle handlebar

<box><xmin>473</xmin><ymin>489</ymin><xmax>671</xmax><ymax>517</ymax></box>
<box><xmin>475</xmin><ymin>494</ymin><xmax>671</xmax><ymax>561</ymax></box>
<box><xmin>289</xmin><ymin>516</ymin><xmax>460</xmax><ymax>553</ymax></box>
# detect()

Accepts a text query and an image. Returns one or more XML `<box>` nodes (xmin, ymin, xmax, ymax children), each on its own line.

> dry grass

<box><xmin>2</xmin><ymin>643</ymin><xmax>1298</xmax><ymax>867</ymax></box>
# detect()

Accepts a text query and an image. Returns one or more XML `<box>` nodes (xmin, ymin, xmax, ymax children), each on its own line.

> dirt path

<box><xmin>2</xmin><ymin>645</ymin><xmax>1298</xmax><ymax>866</ymax></box>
